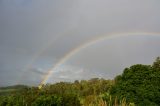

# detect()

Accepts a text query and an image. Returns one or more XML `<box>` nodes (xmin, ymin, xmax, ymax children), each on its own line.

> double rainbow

<box><xmin>38</xmin><ymin>32</ymin><xmax>160</xmax><ymax>89</ymax></box>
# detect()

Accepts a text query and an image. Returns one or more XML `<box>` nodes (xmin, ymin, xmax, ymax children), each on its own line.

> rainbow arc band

<box><xmin>38</xmin><ymin>32</ymin><xmax>160</xmax><ymax>89</ymax></box>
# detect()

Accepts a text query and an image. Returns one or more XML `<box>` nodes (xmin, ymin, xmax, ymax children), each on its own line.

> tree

<box><xmin>32</xmin><ymin>95</ymin><xmax>62</xmax><ymax>106</ymax></box>
<box><xmin>152</xmin><ymin>57</ymin><xmax>160</xmax><ymax>70</ymax></box>
<box><xmin>110</xmin><ymin>62</ymin><xmax>160</xmax><ymax>105</ymax></box>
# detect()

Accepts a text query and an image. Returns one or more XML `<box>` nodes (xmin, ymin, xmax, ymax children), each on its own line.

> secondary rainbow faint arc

<box><xmin>16</xmin><ymin>29</ymin><xmax>75</xmax><ymax>84</ymax></box>
<box><xmin>38</xmin><ymin>32</ymin><xmax>160</xmax><ymax>89</ymax></box>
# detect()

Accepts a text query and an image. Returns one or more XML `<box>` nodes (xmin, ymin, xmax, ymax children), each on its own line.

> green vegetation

<box><xmin>110</xmin><ymin>57</ymin><xmax>160</xmax><ymax>105</ymax></box>
<box><xmin>0</xmin><ymin>57</ymin><xmax>160</xmax><ymax>106</ymax></box>
<box><xmin>0</xmin><ymin>85</ymin><xmax>28</xmax><ymax>96</ymax></box>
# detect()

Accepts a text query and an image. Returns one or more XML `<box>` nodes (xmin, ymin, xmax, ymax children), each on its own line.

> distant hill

<box><xmin>0</xmin><ymin>85</ymin><xmax>28</xmax><ymax>90</ymax></box>
<box><xmin>0</xmin><ymin>85</ymin><xmax>28</xmax><ymax>95</ymax></box>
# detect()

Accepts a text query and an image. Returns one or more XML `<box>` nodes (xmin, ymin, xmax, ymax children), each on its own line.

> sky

<box><xmin>0</xmin><ymin>0</ymin><xmax>160</xmax><ymax>86</ymax></box>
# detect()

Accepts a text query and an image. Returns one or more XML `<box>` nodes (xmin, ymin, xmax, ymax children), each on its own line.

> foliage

<box><xmin>110</xmin><ymin>57</ymin><xmax>160</xmax><ymax>105</ymax></box>
<box><xmin>0</xmin><ymin>79</ymin><xmax>112</xmax><ymax>106</ymax></box>
<box><xmin>0</xmin><ymin>57</ymin><xmax>160</xmax><ymax>106</ymax></box>
<box><xmin>32</xmin><ymin>95</ymin><xmax>62</xmax><ymax>106</ymax></box>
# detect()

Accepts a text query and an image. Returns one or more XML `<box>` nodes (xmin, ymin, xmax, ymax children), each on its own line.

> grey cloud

<box><xmin>0</xmin><ymin>0</ymin><xmax>160</xmax><ymax>86</ymax></box>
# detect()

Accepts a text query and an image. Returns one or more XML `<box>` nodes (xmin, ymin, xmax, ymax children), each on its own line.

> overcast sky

<box><xmin>0</xmin><ymin>0</ymin><xmax>160</xmax><ymax>86</ymax></box>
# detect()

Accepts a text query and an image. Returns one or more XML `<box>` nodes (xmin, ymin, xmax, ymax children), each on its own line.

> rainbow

<box><xmin>38</xmin><ymin>32</ymin><xmax>160</xmax><ymax>89</ymax></box>
<box><xmin>16</xmin><ymin>29</ymin><xmax>75</xmax><ymax>84</ymax></box>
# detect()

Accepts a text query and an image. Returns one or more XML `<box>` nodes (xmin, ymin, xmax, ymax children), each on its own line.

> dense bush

<box><xmin>110</xmin><ymin>57</ymin><xmax>160</xmax><ymax>105</ymax></box>
<box><xmin>32</xmin><ymin>95</ymin><xmax>62</xmax><ymax>106</ymax></box>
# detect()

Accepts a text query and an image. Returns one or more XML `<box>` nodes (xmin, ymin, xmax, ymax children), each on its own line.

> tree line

<box><xmin>0</xmin><ymin>57</ymin><xmax>160</xmax><ymax>106</ymax></box>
